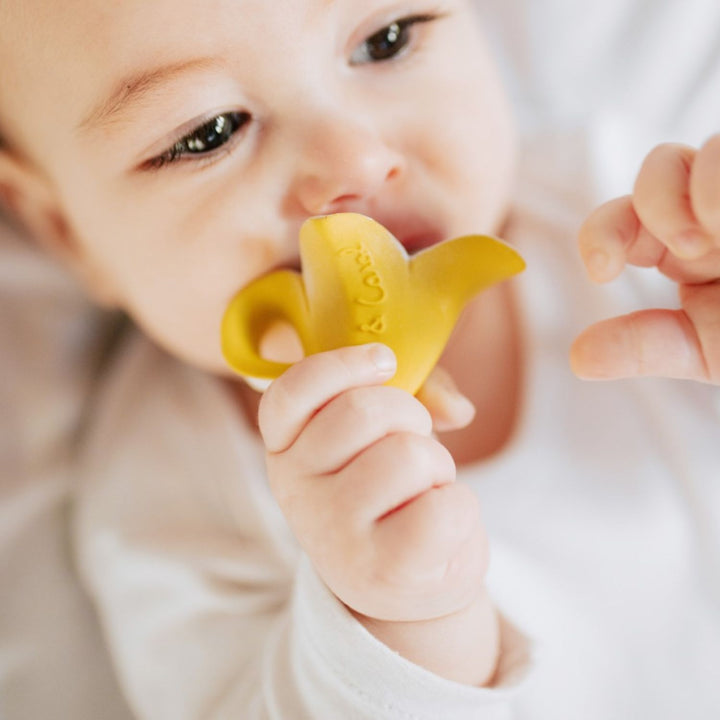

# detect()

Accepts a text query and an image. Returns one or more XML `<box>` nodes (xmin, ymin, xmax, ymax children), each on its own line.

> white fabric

<box><xmin>2</xmin><ymin>1</ymin><xmax>720</xmax><ymax>718</ymax></box>
<box><xmin>0</xmin><ymin>224</ymin><xmax>133</xmax><ymax>718</ymax></box>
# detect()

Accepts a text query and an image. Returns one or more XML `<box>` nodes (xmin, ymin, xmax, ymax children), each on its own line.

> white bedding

<box><xmin>0</xmin><ymin>223</ymin><xmax>133</xmax><ymax>718</ymax></box>
<box><xmin>2</xmin><ymin>1</ymin><xmax>720</xmax><ymax>717</ymax></box>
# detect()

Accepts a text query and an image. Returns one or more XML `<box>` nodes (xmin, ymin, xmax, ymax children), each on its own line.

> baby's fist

<box><xmin>258</xmin><ymin>345</ymin><xmax>488</xmax><ymax>623</ymax></box>
<box><xmin>573</xmin><ymin>135</ymin><xmax>720</xmax><ymax>383</ymax></box>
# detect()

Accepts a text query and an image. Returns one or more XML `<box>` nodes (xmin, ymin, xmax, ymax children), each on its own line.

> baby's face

<box><xmin>2</xmin><ymin>0</ymin><xmax>516</xmax><ymax>373</ymax></box>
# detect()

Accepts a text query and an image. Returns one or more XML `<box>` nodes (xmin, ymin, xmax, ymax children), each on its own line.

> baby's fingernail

<box><xmin>368</xmin><ymin>344</ymin><xmax>396</xmax><ymax>374</ymax></box>
<box><xmin>673</xmin><ymin>229</ymin><xmax>713</xmax><ymax>259</ymax></box>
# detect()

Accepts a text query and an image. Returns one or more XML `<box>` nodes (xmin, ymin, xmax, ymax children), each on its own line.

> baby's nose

<box><xmin>290</xmin><ymin>116</ymin><xmax>403</xmax><ymax>216</ymax></box>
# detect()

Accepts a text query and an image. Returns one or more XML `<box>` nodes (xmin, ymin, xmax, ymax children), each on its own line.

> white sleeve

<box><xmin>73</xmin><ymin>334</ymin><xmax>530</xmax><ymax>720</ymax></box>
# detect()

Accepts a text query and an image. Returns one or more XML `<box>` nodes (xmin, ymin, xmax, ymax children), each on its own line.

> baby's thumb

<box><xmin>416</xmin><ymin>365</ymin><xmax>476</xmax><ymax>432</ymax></box>
<box><xmin>570</xmin><ymin>309</ymin><xmax>709</xmax><ymax>381</ymax></box>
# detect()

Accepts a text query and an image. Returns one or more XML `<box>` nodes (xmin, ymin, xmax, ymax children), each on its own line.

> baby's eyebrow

<box><xmin>77</xmin><ymin>56</ymin><xmax>224</xmax><ymax>134</ymax></box>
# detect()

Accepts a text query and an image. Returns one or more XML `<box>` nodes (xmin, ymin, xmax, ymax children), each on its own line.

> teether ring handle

<box><xmin>221</xmin><ymin>270</ymin><xmax>309</xmax><ymax>381</ymax></box>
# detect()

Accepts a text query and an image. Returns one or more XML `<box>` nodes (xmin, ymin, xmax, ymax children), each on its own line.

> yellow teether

<box><xmin>221</xmin><ymin>213</ymin><xmax>525</xmax><ymax>394</ymax></box>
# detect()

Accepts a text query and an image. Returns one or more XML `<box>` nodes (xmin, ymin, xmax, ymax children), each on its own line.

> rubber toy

<box><xmin>221</xmin><ymin>212</ymin><xmax>525</xmax><ymax>394</ymax></box>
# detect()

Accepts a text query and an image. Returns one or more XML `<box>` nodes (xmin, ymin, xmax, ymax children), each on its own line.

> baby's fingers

<box><xmin>292</xmin><ymin>386</ymin><xmax>433</xmax><ymax>475</ymax></box>
<box><xmin>579</xmin><ymin>196</ymin><xmax>665</xmax><ymax>283</ymax></box>
<box><xmin>580</xmin><ymin>194</ymin><xmax>720</xmax><ymax>285</ymax></box>
<box><xmin>690</xmin><ymin>134</ymin><xmax>720</xmax><ymax>241</ymax></box>
<box><xmin>634</xmin><ymin>143</ymin><xmax>715</xmax><ymax>260</ymax></box>
<box><xmin>258</xmin><ymin>344</ymin><xmax>396</xmax><ymax>452</ymax></box>
<box><xmin>570</xmin><ymin>308</ymin><xmax>712</xmax><ymax>382</ymax></box>
<box><xmin>416</xmin><ymin>365</ymin><xmax>476</xmax><ymax>433</ymax></box>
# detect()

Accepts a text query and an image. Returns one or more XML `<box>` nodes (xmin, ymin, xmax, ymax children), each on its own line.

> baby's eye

<box><xmin>350</xmin><ymin>14</ymin><xmax>440</xmax><ymax>65</ymax></box>
<box><xmin>146</xmin><ymin>111</ymin><xmax>251</xmax><ymax>169</ymax></box>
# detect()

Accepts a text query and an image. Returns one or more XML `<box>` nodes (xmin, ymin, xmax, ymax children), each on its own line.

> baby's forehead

<box><xmin>0</xmin><ymin>0</ymin><xmax>332</xmax><ymax>102</ymax></box>
<box><xmin>1</xmin><ymin>0</ymin><xmax>320</xmax><ymax>153</ymax></box>
<box><xmin>0</xmin><ymin>0</ymin><xmax>144</xmax><ymax>157</ymax></box>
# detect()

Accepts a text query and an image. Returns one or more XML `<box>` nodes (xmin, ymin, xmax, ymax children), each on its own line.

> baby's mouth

<box><xmin>276</xmin><ymin>214</ymin><xmax>445</xmax><ymax>274</ymax></box>
<box><xmin>366</xmin><ymin>215</ymin><xmax>442</xmax><ymax>258</ymax></box>
<box><xmin>397</xmin><ymin>230</ymin><xmax>445</xmax><ymax>256</ymax></box>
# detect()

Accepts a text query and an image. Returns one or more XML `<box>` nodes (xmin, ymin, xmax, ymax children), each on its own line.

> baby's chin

<box><xmin>136</xmin><ymin>318</ymin><xmax>230</xmax><ymax>377</ymax></box>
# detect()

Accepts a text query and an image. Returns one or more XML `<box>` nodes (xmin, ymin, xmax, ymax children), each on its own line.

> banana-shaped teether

<box><xmin>222</xmin><ymin>213</ymin><xmax>525</xmax><ymax>394</ymax></box>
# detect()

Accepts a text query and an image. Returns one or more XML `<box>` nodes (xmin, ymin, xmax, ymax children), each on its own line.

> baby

<box><xmin>1</xmin><ymin>0</ymin><xmax>719</xmax><ymax>718</ymax></box>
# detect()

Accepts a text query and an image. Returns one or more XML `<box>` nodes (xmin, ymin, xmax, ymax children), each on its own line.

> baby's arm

<box><xmin>572</xmin><ymin>136</ymin><xmax>720</xmax><ymax>383</ymax></box>
<box><xmin>258</xmin><ymin>343</ymin><xmax>499</xmax><ymax>686</ymax></box>
<box><xmin>74</xmin><ymin>336</ymin><xmax>525</xmax><ymax>720</ymax></box>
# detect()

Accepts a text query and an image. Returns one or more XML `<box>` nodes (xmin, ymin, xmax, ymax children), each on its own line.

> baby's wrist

<box><xmin>349</xmin><ymin>588</ymin><xmax>500</xmax><ymax>687</ymax></box>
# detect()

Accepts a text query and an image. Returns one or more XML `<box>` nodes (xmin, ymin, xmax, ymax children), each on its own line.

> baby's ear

<box><xmin>0</xmin><ymin>148</ymin><xmax>119</xmax><ymax>307</ymax></box>
<box><xmin>0</xmin><ymin>147</ymin><xmax>74</xmax><ymax>259</ymax></box>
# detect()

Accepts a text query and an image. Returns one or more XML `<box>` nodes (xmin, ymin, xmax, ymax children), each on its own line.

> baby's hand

<box><xmin>572</xmin><ymin>136</ymin><xmax>720</xmax><ymax>383</ymax></box>
<box><xmin>258</xmin><ymin>344</ymin><xmax>488</xmax><ymax>624</ymax></box>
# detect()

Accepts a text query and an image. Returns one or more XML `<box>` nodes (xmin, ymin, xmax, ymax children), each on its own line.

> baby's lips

<box><xmin>221</xmin><ymin>212</ymin><xmax>526</xmax><ymax>394</ymax></box>
<box><xmin>398</xmin><ymin>231</ymin><xmax>445</xmax><ymax>255</ymax></box>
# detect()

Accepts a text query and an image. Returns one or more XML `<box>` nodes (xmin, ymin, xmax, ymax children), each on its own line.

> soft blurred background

<box><xmin>0</xmin><ymin>214</ymin><xmax>133</xmax><ymax>717</ymax></box>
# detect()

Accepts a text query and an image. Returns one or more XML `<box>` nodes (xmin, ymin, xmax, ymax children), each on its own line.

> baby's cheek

<box><xmin>127</xmin><ymin>288</ymin><xmax>231</xmax><ymax>374</ymax></box>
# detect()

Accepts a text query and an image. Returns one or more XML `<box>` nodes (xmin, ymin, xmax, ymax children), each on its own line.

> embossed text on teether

<box><xmin>337</xmin><ymin>243</ymin><xmax>388</xmax><ymax>335</ymax></box>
